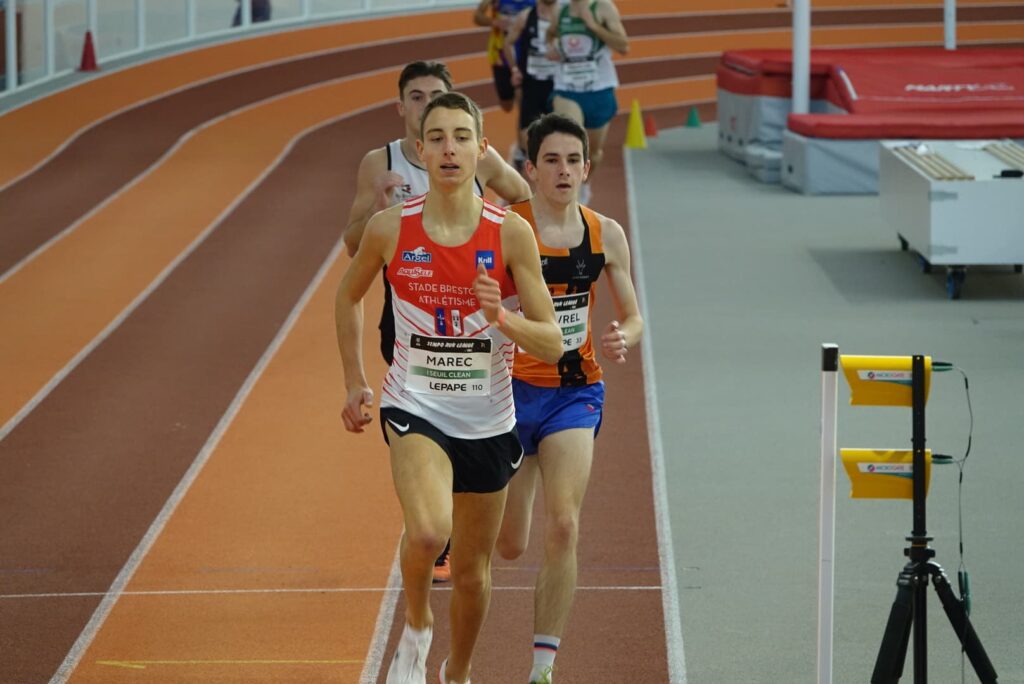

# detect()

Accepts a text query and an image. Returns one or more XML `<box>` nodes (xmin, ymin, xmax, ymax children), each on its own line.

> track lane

<box><xmin>372</xmin><ymin>115</ymin><xmax>674</xmax><ymax>683</ymax></box>
<box><xmin>61</xmin><ymin>247</ymin><xmax>396</xmax><ymax>684</ymax></box>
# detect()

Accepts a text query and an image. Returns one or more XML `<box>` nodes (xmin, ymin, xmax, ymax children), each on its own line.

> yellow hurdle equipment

<box><xmin>625</xmin><ymin>99</ymin><xmax>648</xmax><ymax>149</ymax></box>
<box><xmin>840</xmin><ymin>355</ymin><xmax>932</xmax><ymax>407</ymax></box>
<box><xmin>841</xmin><ymin>448</ymin><xmax>932</xmax><ymax>499</ymax></box>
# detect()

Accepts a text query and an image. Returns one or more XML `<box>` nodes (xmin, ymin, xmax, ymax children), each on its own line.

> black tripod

<box><xmin>871</xmin><ymin>356</ymin><xmax>998</xmax><ymax>683</ymax></box>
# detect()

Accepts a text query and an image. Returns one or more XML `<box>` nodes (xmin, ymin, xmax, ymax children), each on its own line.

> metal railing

<box><xmin>1</xmin><ymin>0</ymin><xmax>477</xmax><ymax>98</ymax></box>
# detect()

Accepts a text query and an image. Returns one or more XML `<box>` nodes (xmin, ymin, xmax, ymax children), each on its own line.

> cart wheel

<box><xmin>918</xmin><ymin>255</ymin><xmax>932</xmax><ymax>274</ymax></box>
<box><xmin>1015</xmin><ymin>264</ymin><xmax>1022</xmax><ymax>274</ymax></box>
<box><xmin>946</xmin><ymin>268</ymin><xmax>966</xmax><ymax>300</ymax></box>
<box><xmin>898</xmin><ymin>235</ymin><xmax>909</xmax><ymax>252</ymax></box>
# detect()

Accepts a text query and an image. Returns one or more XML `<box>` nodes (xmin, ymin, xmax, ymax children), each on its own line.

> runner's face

<box><xmin>527</xmin><ymin>132</ymin><xmax>589</xmax><ymax>203</ymax></box>
<box><xmin>398</xmin><ymin>76</ymin><xmax>449</xmax><ymax>136</ymax></box>
<box><xmin>417</xmin><ymin>107</ymin><xmax>486</xmax><ymax>186</ymax></box>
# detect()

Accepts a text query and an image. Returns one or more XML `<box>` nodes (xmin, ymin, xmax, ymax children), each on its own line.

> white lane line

<box><xmin>625</xmin><ymin>146</ymin><xmax>689</xmax><ymax>684</ymax></box>
<box><xmin>4</xmin><ymin>584</ymin><xmax>662</xmax><ymax>601</ymax></box>
<box><xmin>359</xmin><ymin>547</ymin><xmax>402</xmax><ymax>684</ymax></box>
<box><xmin>46</xmin><ymin>229</ymin><xmax>348</xmax><ymax>683</ymax></box>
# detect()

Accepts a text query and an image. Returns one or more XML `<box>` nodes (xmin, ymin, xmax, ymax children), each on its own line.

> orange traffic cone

<box><xmin>79</xmin><ymin>31</ymin><xmax>98</xmax><ymax>72</ymax></box>
<box><xmin>644</xmin><ymin>113</ymin><xmax>658</xmax><ymax>137</ymax></box>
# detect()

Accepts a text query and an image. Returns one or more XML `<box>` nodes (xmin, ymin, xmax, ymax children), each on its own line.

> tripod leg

<box><xmin>928</xmin><ymin>563</ymin><xmax>998</xmax><ymax>683</ymax></box>
<box><xmin>871</xmin><ymin>568</ymin><xmax>915</xmax><ymax>684</ymax></box>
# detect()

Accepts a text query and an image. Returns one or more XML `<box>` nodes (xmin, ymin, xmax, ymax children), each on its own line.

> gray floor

<box><xmin>628</xmin><ymin>124</ymin><xmax>1024</xmax><ymax>683</ymax></box>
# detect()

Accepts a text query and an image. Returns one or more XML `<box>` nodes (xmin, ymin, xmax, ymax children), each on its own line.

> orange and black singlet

<box><xmin>510</xmin><ymin>200</ymin><xmax>605</xmax><ymax>388</ymax></box>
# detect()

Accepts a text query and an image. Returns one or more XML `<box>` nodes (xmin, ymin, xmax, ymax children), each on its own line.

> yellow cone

<box><xmin>625</xmin><ymin>99</ymin><xmax>647</xmax><ymax>149</ymax></box>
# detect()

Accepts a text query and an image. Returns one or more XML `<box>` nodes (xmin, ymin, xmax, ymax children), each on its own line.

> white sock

<box><xmin>530</xmin><ymin>634</ymin><xmax>560</xmax><ymax>680</ymax></box>
<box><xmin>402</xmin><ymin>622</ymin><xmax>431</xmax><ymax>645</ymax></box>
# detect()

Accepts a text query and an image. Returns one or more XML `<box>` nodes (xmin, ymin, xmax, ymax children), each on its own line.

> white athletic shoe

<box><xmin>438</xmin><ymin>658</ymin><xmax>471</xmax><ymax>684</ymax></box>
<box><xmin>386</xmin><ymin>623</ymin><xmax>432</xmax><ymax>684</ymax></box>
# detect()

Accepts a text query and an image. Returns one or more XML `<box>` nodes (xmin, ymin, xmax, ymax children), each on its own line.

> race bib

<box><xmin>527</xmin><ymin>52</ymin><xmax>558</xmax><ymax>80</ymax></box>
<box><xmin>553</xmin><ymin>293</ymin><xmax>589</xmax><ymax>351</ymax></box>
<box><xmin>527</xmin><ymin>19</ymin><xmax>557</xmax><ymax>80</ymax></box>
<box><xmin>562</xmin><ymin>59</ymin><xmax>599</xmax><ymax>90</ymax></box>
<box><xmin>406</xmin><ymin>334</ymin><xmax>492</xmax><ymax>397</ymax></box>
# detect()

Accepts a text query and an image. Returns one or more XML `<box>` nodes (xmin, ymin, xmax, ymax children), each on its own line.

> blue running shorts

<box><xmin>552</xmin><ymin>87</ymin><xmax>618</xmax><ymax>129</ymax></box>
<box><xmin>513</xmin><ymin>379</ymin><xmax>605</xmax><ymax>456</ymax></box>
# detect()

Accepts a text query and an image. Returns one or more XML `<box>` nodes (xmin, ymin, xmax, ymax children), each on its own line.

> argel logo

<box><xmin>402</xmin><ymin>246</ymin><xmax>432</xmax><ymax>263</ymax></box>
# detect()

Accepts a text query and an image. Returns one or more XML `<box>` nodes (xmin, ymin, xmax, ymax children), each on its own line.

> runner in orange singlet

<box><xmin>497</xmin><ymin>113</ymin><xmax>643</xmax><ymax>684</ymax></box>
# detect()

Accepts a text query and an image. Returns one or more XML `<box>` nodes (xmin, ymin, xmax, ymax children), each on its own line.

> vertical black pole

<box><xmin>911</xmin><ymin>354</ymin><xmax>928</xmax><ymax>682</ymax></box>
<box><xmin>911</xmin><ymin>355</ymin><xmax>927</xmax><ymax>537</ymax></box>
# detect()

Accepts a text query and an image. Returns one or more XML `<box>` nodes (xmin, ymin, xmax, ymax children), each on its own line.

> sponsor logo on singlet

<box><xmin>402</xmin><ymin>246</ymin><xmax>433</xmax><ymax>263</ymax></box>
<box><xmin>476</xmin><ymin>251</ymin><xmax>495</xmax><ymax>269</ymax></box>
<box><xmin>395</xmin><ymin>266</ymin><xmax>433</xmax><ymax>279</ymax></box>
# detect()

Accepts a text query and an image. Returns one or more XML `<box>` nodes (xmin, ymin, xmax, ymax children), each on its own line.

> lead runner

<box><xmin>336</xmin><ymin>92</ymin><xmax>561</xmax><ymax>684</ymax></box>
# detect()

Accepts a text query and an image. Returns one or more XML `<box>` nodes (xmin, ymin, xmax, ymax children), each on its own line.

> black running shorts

<box><xmin>380</xmin><ymin>407</ymin><xmax>523</xmax><ymax>494</ymax></box>
<box><xmin>518</xmin><ymin>76</ymin><xmax>554</xmax><ymax>130</ymax></box>
<box><xmin>492</xmin><ymin>65</ymin><xmax>516</xmax><ymax>103</ymax></box>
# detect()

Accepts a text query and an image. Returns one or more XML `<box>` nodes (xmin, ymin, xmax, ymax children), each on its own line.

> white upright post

<box><xmin>301</xmin><ymin>0</ymin><xmax>311</xmax><ymax>19</ymax></box>
<box><xmin>241</xmin><ymin>0</ymin><xmax>252</xmax><ymax>27</ymax></box>
<box><xmin>85</xmin><ymin>0</ymin><xmax>97</xmax><ymax>59</ymax></box>
<box><xmin>792</xmin><ymin>0</ymin><xmax>811</xmax><ymax>114</ymax></box>
<box><xmin>86</xmin><ymin>0</ymin><xmax>97</xmax><ymax>34</ymax></box>
<box><xmin>186</xmin><ymin>0</ymin><xmax>196</xmax><ymax>39</ymax></box>
<box><xmin>136</xmin><ymin>0</ymin><xmax>146</xmax><ymax>50</ymax></box>
<box><xmin>944</xmin><ymin>0</ymin><xmax>957</xmax><ymax>50</ymax></box>
<box><xmin>817</xmin><ymin>343</ymin><xmax>839</xmax><ymax>684</ymax></box>
<box><xmin>44</xmin><ymin>0</ymin><xmax>55</xmax><ymax>77</ymax></box>
<box><xmin>4</xmin><ymin>0</ymin><xmax>17</xmax><ymax>92</ymax></box>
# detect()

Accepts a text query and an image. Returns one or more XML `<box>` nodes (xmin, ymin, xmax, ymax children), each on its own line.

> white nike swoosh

<box><xmin>510</xmin><ymin>450</ymin><xmax>524</xmax><ymax>470</ymax></box>
<box><xmin>387</xmin><ymin>419</ymin><xmax>410</xmax><ymax>433</ymax></box>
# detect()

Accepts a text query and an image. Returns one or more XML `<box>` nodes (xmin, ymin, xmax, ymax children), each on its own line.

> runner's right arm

<box><xmin>580</xmin><ymin>0</ymin><xmax>629</xmax><ymax>54</ymax></box>
<box><xmin>343</xmin><ymin>148</ymin><xmax>403</xmax><ymax>257</ymax></box>
<box><xmin>502</xmin><ymin>8</ymin><xmax>531</xmax><ymax>86</ymax></box>
<box><xmin>336</xmin><ymin>208</ymin><xmax>398</xmax><ymax>432</ymax></box>
<box><xmin>478</xmin><ymin>146</ymin><xmax>531</xmax><ymax>204</ymax></box>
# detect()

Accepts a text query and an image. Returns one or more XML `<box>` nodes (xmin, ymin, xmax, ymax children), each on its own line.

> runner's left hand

<box><xmin>600</xmin><ymin>320</ymin><xmax>628</xmax><ymax>363</ymax></box>
<box><xmin>473</xmin><ymin>262</ymin><xmax>503</xmax><ymax>324</ymax></box>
